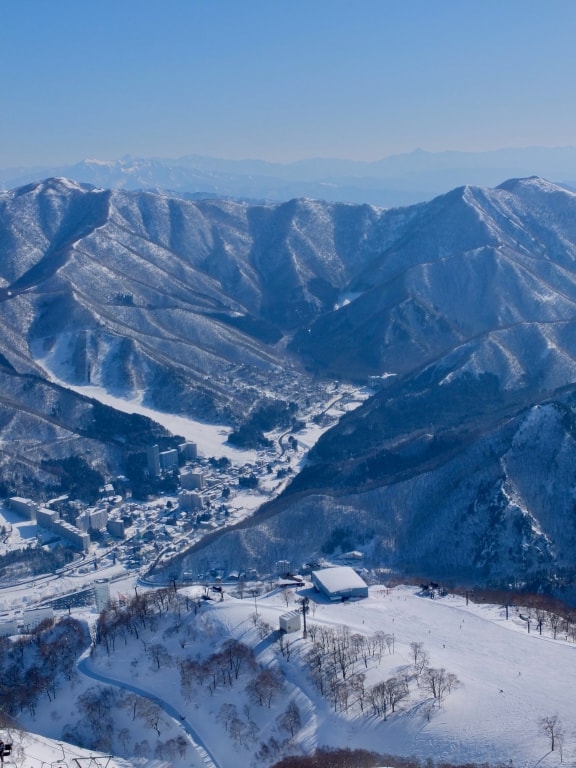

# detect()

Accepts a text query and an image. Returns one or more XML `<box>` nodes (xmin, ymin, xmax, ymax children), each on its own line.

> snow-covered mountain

<box><xmin>4</xmin><ymin>176</ymin><xmax>576</xmax><ymax>590</ymax></box>
<box><xmin>0</xmin><ymin>177</ymin><xmax>378</xmax><ymax>416</ymax></box>
<box><xmin>3</xmin><ymin>146</ymin><xmax>576</xmax><ymax>206</ymax></box>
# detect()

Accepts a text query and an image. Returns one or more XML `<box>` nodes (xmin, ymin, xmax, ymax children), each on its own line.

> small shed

<box><xmin>279</xmin><ymin>610</ymin><xmax>301</xmax><ymax>634</ymax></box>
<box><xmin>311</xmin><ymin>566</ymin><xmax>369</xmax><ymax>601</ymax></box>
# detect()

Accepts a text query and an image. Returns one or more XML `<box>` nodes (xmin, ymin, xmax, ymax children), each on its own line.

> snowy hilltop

<box><xmin>3</xmin><ymin>578</ymin><xmax>575</xmax><ymax>767</ymax></box>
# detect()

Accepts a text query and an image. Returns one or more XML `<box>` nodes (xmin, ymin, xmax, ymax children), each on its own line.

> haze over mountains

<box><xmin>3</xmin><ymin>174</ymin><xmax>576</xmax><ymax>592</ymax></box>
<box><xmin>2</xmin><ymin>145</ymin><xmax>576</xmax><ymax>207</ymax></box>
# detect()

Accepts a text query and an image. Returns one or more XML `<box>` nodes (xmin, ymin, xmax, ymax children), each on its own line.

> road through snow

<box><xmin>77</xmin><ymin>655</ymin><xmax>220</xmax><ymax>768</ymax></box>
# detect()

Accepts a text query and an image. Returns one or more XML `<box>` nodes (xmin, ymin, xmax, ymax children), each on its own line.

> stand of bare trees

<box><xmin>95</xmin><ymin>587</ymin><xmax>182</xmax><ymax>653</ymax></box>
<box><xmin>0</xmin><ymin>616</ymin><xmax>88</xmax><ymax>718</ymax></box>
<box><xmin>60</xmin><ymin>684</ymin><xmax>188</xmax><ymax>760</ymax></box>
<box><xmin>271</xmin><ymin>747</ymin><xmax>513</xmax><ymax>768</ymax></box>
<box><xmin>178</xmin><ymin>638</ymin><xmax>257</xmax><ymax>698</ymax></box>
<box><xmin>451</xmin><ymin>586</ymin><xmax>576</xmax><ymax>644</ymax></box>
<box><xmin>302</xmin><ymin>625</ymin><xmax>458</xmax><ymax>720</ymax></box>
<box><xmin>246</xmin><ymin>667</ymin><xmax>284</xmax><ymax>708</ymax></box>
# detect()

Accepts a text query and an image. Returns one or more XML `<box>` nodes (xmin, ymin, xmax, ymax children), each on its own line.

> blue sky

<box><xmin>1</xmin><ymin>0</ymin><xmax>575</xmax><ymax>167</ymax></box>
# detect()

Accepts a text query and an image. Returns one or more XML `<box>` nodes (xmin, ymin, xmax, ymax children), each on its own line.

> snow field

<box><xmin>15</xmin><ymin>583</ymin><xmax>576</xmax><ymax>768</ymax></box>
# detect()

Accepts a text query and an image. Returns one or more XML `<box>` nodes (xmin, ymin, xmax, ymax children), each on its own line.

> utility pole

<box><xmin>301</xmin><ymin>596</ymin><xmax>309</xmax><ymax>639</ymax></box>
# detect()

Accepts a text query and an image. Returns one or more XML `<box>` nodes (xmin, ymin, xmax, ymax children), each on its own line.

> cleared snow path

<box><xmin>77</xmin><ymin>655</ymin><xmax>220</xmax><ymax>768</ymax></box>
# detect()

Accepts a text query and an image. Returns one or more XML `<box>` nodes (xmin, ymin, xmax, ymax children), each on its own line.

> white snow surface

<box><xmin>5</xmin><ymin>581</ymin><xmax>576</xmax><ymax>768</ymax></box>
<box><xmin>311</xmin><ymin>565</ymin><xmax>368</xmax><ymax>594</ymax></box>
<box><xmin>33</xmin><ymin>365</ymin><xmax>259</xmax><ymax>462</ymax></box>
<box><xmin>0</xmin><ymin>729</ymin><xmax>138</xmax><ymax>768</ymax></box>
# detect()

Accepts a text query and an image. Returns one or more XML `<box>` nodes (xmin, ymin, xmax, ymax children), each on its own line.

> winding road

<box><xmin>77</xmin><ymin>655</ymin><xmax>220</xmax><ymax>768</ymax></box>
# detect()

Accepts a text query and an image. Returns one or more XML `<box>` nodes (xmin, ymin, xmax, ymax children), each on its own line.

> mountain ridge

<box><xmin>4</xmin><ymin>146</ymin><xmax>576</xmax><ymax>206</ymax></box>
<box><xmin>3</xmin><ymin>176</ymin><xmax>576</xmax><ymax>590</ymax></box>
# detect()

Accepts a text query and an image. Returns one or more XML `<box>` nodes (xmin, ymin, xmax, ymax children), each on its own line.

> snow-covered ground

<box><xmin>0</xmin><ymin>728</ymin><xmax>139</xmax><ymax>768</ymax></box>
<box><xmin>33</xmin><ymin>376</ymin><xmax>260</xmax><ymax>463</ymax></box>
<box><xmin>33</xmin><ymin>351</ymin><xmax>369</xmax><ymax>464</ymax></box>
<box><xmin>6</xmin><ymin>581</ymin><xmax>576</xmax><ymax>768</ymax></box>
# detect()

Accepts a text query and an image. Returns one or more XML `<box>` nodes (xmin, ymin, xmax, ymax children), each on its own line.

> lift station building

<box><xmin>311</xmin><ymin>565</ymin><xmax>369</xmax><ymax>601</ymax></box>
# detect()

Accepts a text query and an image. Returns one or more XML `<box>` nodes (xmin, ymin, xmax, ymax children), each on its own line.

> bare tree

<box><xmin>540</xmin><ymin>714</ymin><xmax>563</xmax><ymax>753</ymax></box>
<box><xmin>118</xmin><ymin>727</ymin><xmax>131</xmax><ymax>752</ymax></box>
<box><xmin>410</xmin><ymin>641</ymin><xmax>425</xmax><ymax>664</ymax></box>
<box><xmin>276</xmin><ymin>700</ymin><xmax>302</xmax><ymax>737</ymax></box>
<box><xmin>383</xmin><ymin>633</ymin><xmax>395</xmax><ymax>654</ymax></box>
<box><xmin>209</xmin><ymin>650</ymin><xmax>232</xmax><ymax>689</ymax></box>
<box><xmin>421</xmin><ymin>667</ymin><xmax>459</xmax><ymax>702</ymax></box>
<box><xmin>255</xmin><ymin>617</ymin><xmax>272</xmax><ymax>639</ymax></box>
<box><xmin>245</xmin><ymin>667</ymin><xmax>284</xmax><ymax>708</ymax></box>
<box><xmin>256</xmin><ymin>736</ymin><xmax>282</xmax><ymax>764</ymax></box>
<box><xmin>229</xmin><ymin>717</ymin><xmax>247</xmax><ymax>747</ymax></box>
<box><xmin>351</xmin><ymin>634</ymin><xmax>368</xmax><ymax>667</ymax></box>
<box><xmin>413</xmin><ymin>647</ymin><xmax>430</xmax><ymax>685</ymax></box>
<box><xmin>158</xmin><ymin>738</ymin><xmax>178</xmax><ymax>762</ymax></box>
<box><xmin>176</xmin><ymin>734</ymin><xmax>188</xmax><ymax>757</ymax></box>
<box><xmin>384</xmin><ymin>675</ymin><xmax>409</xmax><ymax>713</ymax></box>
<box><xmin>217</xmin><ymin>702</ymin><xmax>238</xmax><ymax>732</ymax></box>
<box><xmin>557</xmin><ymin>729</ymin><xmax>565</xmax><ymax>763</ymax></box>
<box><xmin>277</xmin><ymin>633</ymin><xmax>288</xmax><ymax>658</ymax></box>
<box><xmin>331</xmin><ymin>626</ymin><xmax>354</xmax><ymax>680</ymax></box>
<box><xmin>77</xmin><ymin>687</ymin><xmax>117</xmax><ymax>722</ymax></box>
<box><xmin>147</xmin><ymin>643</ymin><xmax>171</xmax><ymax>670</ymax></box>
<box><xmin>307</xmin><ymin>620</ymin><xmax>318</xmax><ymax>643</ymax></box>
<box><xmin>547</xmin><ymin>612</ymin><xmax>562</xmax><ymax>640</ymax></box>
<box><xmin>306</xmin><ymin>645</ymin><xmax>328</xmax><ymax>697</ymax></box>
<box><xmin>178</xmin><ymin>658</ymin><xmax>195</xmax><ymax>701</ymax></box>
<box><xmin>246</xmin><ymin>720</ymin><xmax>260</xmax><ymax>744</ymax></box>
<box><xmin>349</xmin><ymin>672</ymin><xmax>367</xmax><ymax>713</ymax></box>
<box><xmin>373</xmin><ymin>630</ymin><xmax>390</xmax><ymax>659</ymax></box>
<box><xmin>120</xmin><ymin>692</ymin><xmax>141</xmax><ymax>721</ymax></box>
<box><xmin>282</xmin><ymin>588</ymin><xmax>294</xmax><ymax>607</ymax></box>
<box><xmin>221</xmin><ymin>639</ymin><xmax>256</xmax><ymax>679</ymax></box>
<box><xmin>367</xmin><ymin>680</ymin><xmax>388</xmax><ymax>719</ymax></box>
<box><xmin>141</xmin><ymin>699</ymin><xmax>163</xmax><ymax>736</ymax></box>
<box><xmin>134</xmin><ymin>739</ymin><xmax>150</xmax><ymax>758</ymax></box>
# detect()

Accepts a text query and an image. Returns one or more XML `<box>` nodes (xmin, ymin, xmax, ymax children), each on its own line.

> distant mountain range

<box><xmin>2</xmin><ymin>146</ymin><xmax>576</xmax><ymax>206</ymax></box>
<box><xmin>4</xmin><ymin>175</ymin><xmax>576</xmax><ymax>592</ymax></box>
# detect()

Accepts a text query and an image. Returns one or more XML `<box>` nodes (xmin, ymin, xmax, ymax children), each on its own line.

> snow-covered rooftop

<box><xmin>311</xmin><ymin>565</ymin><xmax>368</xmax><ymax>595</ymax></box>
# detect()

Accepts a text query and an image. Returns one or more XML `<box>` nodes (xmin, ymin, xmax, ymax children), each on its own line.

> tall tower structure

<box><xmin>94</xmin><ymin>579</ymin><xmax>111</xmax><ymax>612</ymax></box>
<box><xmin>147</xmin><ymin>444</ymin><xmax>161</xmax><ymax>477</ymax></box>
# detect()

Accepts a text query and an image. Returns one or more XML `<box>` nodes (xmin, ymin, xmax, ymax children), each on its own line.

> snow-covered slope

<box><xmin>15</xmin><ymin>583</ymin><xmax>576</xmax><ymax>767</ymax></box>
<box><xmin>0</xmin><ymin>179</ymin><xmax>381</xmax><ymax>418</ymax></box>
<box><xmin>181</xmin><ymin>399</ymin><xmax>576</xmax><ymax>594</ymax></box>
<box><xmin>4</xmin><ymin>177</ymin><xmax>576</xmax><ymax>589</ymax></box>
<box><xmin>0</xmin><ymin>730</ymin><xmax>141</xmax><ymax>768</ymax></box>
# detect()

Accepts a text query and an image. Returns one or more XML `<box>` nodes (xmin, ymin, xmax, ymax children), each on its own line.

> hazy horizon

<box><xmin>4</xmin><ymin>144</ymin><xmax>576</xmax><ymax>174</ymax></box>
<box><xmin>2</xmin><ymin>1</ymin><xmax>576</xmax><ymax>168</ymax></box>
